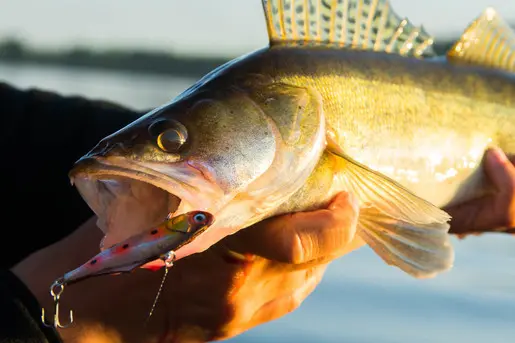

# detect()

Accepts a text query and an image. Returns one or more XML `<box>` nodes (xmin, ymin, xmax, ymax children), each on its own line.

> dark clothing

<box><xmin>0</xmin><ymin>269</ymin><xmax>62</xmax><ymax>343</ymax></box>
<box><xmin>0</xmin><ymin>82</ymin><xmax>142</xmax><ymax>342</ymax></box>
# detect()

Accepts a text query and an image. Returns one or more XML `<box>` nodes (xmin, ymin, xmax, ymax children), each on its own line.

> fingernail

<box><xmin>489</xmin><ymin>147</ymin><xmax>508</xmax><ymax>163</ymax></box>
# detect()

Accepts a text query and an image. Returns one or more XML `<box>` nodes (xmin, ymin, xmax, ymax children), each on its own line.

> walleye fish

<box><xmin>69</xmin><ymin>0</ymin><xmax>515</xmax><ymax>279</ymax></box>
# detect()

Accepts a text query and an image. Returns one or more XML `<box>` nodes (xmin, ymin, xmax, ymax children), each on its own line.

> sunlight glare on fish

<box><xmin>397</xmin><ymin>168</ymin><xmax>420</xmax><ymax>184</ymax></box>
<box><xmin>427</xmin><ymin>151</ymin><xmax>443</xmax><ymax>171</ymax></box>
<box><xmin>435</xmin><ymin>167</ymin><xmax>458</xmax><ymax>183</ymax></box>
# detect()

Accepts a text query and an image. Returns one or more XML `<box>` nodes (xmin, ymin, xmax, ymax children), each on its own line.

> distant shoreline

<box><xmin>0</xmin><ymin>38</ymin><xmax>456</xmax><ymax>77</ymax></box>
<box><xmin>0</xmin><ymin>38</ymin><xmax>231</xmax><ymax>78</ymax></box>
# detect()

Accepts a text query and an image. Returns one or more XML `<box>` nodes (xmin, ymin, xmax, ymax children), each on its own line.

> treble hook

<box><xmin>41</xmin><ymin>278</ymin><xmax>74</xmax><ymax>329</ymax></box>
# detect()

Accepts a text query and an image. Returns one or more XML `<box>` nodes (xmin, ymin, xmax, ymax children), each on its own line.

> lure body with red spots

<box><xmin>61</xmin><ymin>211</ymin><xmax>213</xmax><ymax>285</ymax></box>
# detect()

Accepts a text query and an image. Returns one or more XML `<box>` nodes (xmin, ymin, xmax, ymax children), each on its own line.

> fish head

<box><xmin>69</xmin><ymin>87</ymin><xmax>282</xmax><ymax>259</ymax></box>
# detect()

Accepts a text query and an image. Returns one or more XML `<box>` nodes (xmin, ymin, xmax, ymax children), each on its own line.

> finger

<box><xmin>447</xmin><ymin>149</ymin><xmax>515</xmax><ymax>235</ymax></box>
<box><xmin>224</xmin><ymin>192</ymin><xmax>360</xmax><ymax>265</ymax></box>
<box><xmin>246</xmin><ymin>265</ymin><xmax>326</xmax><ymax>329</ymax></box>
<box><xmin>446</xmin><ymin>190</ymin><xmax>515</xmax><ymax>235</ymax></box>
<box><xmin>485</xmin><ymin>147</ymin><xmax>515</xmax><ymax>193</ymax></box>
<box><xmin>445</xmin><ymin>195</ymin><xmax>496</xmax><ymax>235</ymax></box>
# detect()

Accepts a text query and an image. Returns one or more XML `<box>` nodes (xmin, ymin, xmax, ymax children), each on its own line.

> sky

<box><xmin>0</xmin><ymin>0</ymin><xmax>514</xmax><ymax>57</ymax></box>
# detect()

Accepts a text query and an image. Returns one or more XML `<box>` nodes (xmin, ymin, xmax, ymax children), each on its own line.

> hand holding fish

<box><xmin>446</xmin><ymin>148</ymin><xmax>515</xmax><ymax>237</ymax></box>
<box><xmin>8</xmin><ymin>0</ymin><xmax>515</xmax><ymax>341</ymax></box>
<box><xmin>13</xmin><ymin>192</ymin><xmax>361</xmax><ymax>343</ymax></box>
<box><xmin>157</xmin><ymin>191</ymin><xmax>362</xmax><ymax>342</ymax></box>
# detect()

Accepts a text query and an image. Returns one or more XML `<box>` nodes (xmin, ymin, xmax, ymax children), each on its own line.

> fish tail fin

<box><xmin>261</xmin><ymin>0</ymin><xmax>436</xmax><ymax>58</ymax></box>
<box><xmin>447</xmin><ymin>7</ymin><xmax>515</xmax><ymax>73</ymax></box>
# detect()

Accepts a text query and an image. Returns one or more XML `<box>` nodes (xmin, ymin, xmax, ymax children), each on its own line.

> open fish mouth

<box><xmin>69</xmin><ymin>157</ymin><xmax>222</xmax><ymax>251</ymax></box>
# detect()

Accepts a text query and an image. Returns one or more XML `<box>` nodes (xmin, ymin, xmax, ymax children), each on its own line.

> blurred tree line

<box><xmin>0</xmin><ymin>36</ymin><xmax>461</xmax><ymax>78</ymax></box>
<box><xmin>0</xmin><ymin>37</ymin><xmax>229</xmax><ymax>78</ymax></box>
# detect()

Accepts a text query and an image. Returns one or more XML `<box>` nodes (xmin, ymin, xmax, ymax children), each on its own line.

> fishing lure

<box><xmin>41</xmin><ymin>210</ymin><xmax>214</xmax><ymax>329</ymax></box>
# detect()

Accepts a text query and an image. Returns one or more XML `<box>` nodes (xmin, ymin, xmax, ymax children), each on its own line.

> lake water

<box><xmin>2</xmin><ymin>62</ymin><xmax>515</xmax><ymax>343</ymax></box>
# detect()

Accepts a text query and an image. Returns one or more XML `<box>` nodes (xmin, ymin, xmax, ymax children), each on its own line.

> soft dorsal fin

<box><xmin>261</xmin><ymin>0</ymin><xmax>436</xmax><ymax>58</ymax></box>
<box><xmin>447</xmin><ymin>8</ymin><xmax>515</xmax><ymax>73</ymax></box>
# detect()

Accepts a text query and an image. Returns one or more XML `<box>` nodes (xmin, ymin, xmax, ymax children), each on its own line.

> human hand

<box><xmin>13</xmin><ymin>192</ymin><xmax>363</xmax><ymax>343</ymax></box>
<box><xmin>152</xmin><ymin>191</ymin><xmax>362</xmax><ymax>342</ymax></box>
<box><xmin>445</xmin><ymin>147</ymin><xmax>515</xmax><ymax>237</ymax></box>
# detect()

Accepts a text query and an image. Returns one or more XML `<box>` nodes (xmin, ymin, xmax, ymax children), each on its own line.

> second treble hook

<box><xmin>41</xmin><ymin>278</ymin><xmax>74</xmax><ymax>329</ymax></box>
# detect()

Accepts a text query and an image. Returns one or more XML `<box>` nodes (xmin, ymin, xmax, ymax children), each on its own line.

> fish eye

<box><xmin>157</xmin><ymin>129</ymin><xmax>186</xmax><ymax>152</ymax></box>
<box><xmin>193</xmin><ymin>213</ymin><xmax>207</xmax><ymax>223</ymax></box>
<box><xmin>148</xmin><ymin>119</ymin><xmax>188</xmax><ymax>153</ymax></box>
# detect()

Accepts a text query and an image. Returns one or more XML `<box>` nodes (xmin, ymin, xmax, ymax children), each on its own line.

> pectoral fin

<box><xmin>359</xmin><ymin>207</ymin><xmax>453</xmax><ymax>278</ymax></box>
<box><xmin>326</xmin><ymin>138</ymin><xmax>454</xmax><ymax>278</ymax></box>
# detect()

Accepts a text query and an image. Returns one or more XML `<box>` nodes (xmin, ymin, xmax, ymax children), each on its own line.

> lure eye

<box><xmin>193</xmin><ymin>213</ymin><xmax>207</xmax><ymax>223</ymax></box>
<box><xmin>148</xmin><ymin>119</ymin><xmax>188</xmax><ymax>153</ymax></box>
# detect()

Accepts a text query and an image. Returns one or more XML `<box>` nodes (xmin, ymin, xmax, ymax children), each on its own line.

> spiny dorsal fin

<box><xmin>447</xmin><ymin>8</ymin><xmax>515</xmax><ymax>73</ymax></box>
<box><xmin>261</xmin><ymin>0</ymin><xmax>436</xmax><ymax>58</ymax></box>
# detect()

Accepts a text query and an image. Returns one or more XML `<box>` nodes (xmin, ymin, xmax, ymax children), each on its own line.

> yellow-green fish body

<box><xmin>69</xmin><ymin>1</ymin><xmax>515</xmax><ymax>279</ymax></box>
<box><xmin>213</xmin><ymin>45</ymin><xmax>515</xmax><ymax>210</ymax></box>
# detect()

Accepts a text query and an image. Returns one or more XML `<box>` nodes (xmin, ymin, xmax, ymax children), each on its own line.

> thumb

<box><xmin>485</xmin><ymin>147</ymin><xmax>515</xmax><ymax>193</ymax></box>
<box><xmin>223</xmin><ymin>192</ymin><xmax>360</xmax><ymax>265</ymax></box>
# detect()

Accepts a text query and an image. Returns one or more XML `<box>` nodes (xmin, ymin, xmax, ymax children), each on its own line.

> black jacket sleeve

<box><xmin>0</xmin><ymin>270</ymin><xmax>62</xmax><ymax>343</ymax></box>
<box><xmin>0</xmin><ymin>82</ymin><xmax>144</xmax><ymax>269</ymax></box>
<box><xmin>0</xmin><ymin>82</ymin><xmax>149</xmax><ymax>342</ymax></box>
